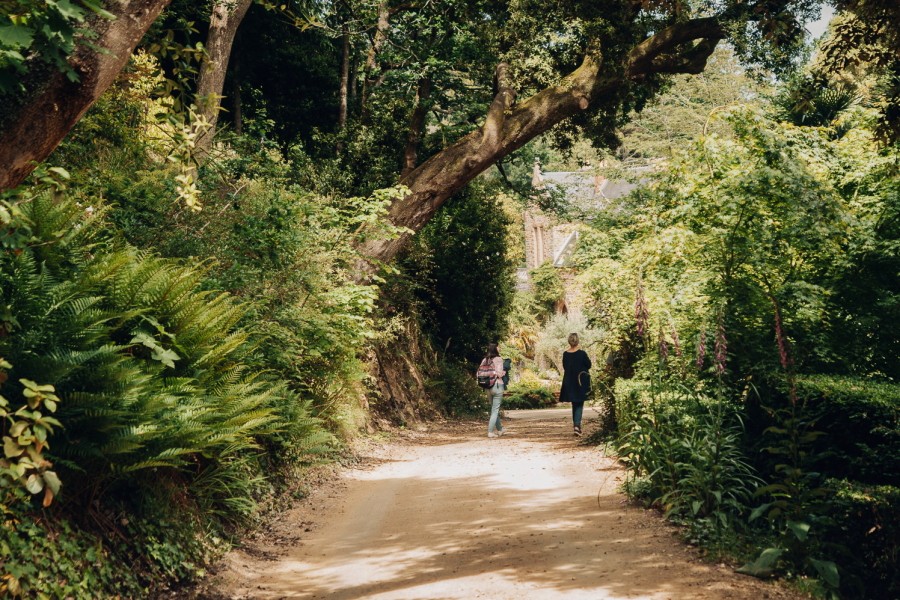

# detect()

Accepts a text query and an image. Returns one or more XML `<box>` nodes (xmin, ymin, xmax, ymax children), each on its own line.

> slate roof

<box><xmin>540</xmin><ymin>170</ymin><xmax>648</xmax><ymax>203</ymax></box>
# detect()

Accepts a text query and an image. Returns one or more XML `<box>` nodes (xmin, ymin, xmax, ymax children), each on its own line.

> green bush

<box><xmin>530</xmin><ymin>262</ymin><xmax>565</xmax><ymax>320</ymax></box>
<box><xmin>820</xmin><ymin>479</ymin><xmax>900</xmax><ymax>600</ymax></box>
<box><xmin>0</xmin><ymin>190</ymin><xmax>334</xmax><ymax>594</ymax></box>
<box><xmin>427</xmin><ymin>359</ymin><xmax>489</xmax><ymax>417</ymax></box>
<box><xmin>406</xmin><ymin>183</ymin><xmax>516</xmax><ymax>364</ymax></box>
<box><xmin>614</xmin><ymin>380</ymin><xmax>760</xmax><ymax>542</ymax></box>
<box><xmin>504</xmin><ymin>383</ymin><xmax>556</xmax><ymax>409</ymax></box>
<box><xmin>0</xmin><ymin>499</ymin><xmax>143</xmax><ymax>598</ymax></box>
<box><xmin>794</xmin><ymin>376</ymin><xmax>900</xmax><ymax>485</ymax></box>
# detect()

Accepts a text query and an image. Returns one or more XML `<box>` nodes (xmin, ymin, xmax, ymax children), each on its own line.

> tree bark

<box><xmin>361</xmin><ymin>2</ymin><xmax>392</xmax><ymax>116</ymax></box>
<box><xmin>401</xmin><ymin>75</ymin><xmax>432</xmax><ymax>178</ymax></box>
<box><xmin>195</xmin><ymin>0</ymin><xmax>253</xmax><ymax>153</ymax></box>
<box><xmin>0</xmin><ymin>0</ymin><xmax>173</xmax><ymax>191</ymax></box>
<box><xmin>338</xmin><ymin>24</ymin><xmax>351</xmax><ymax>130</ymax></box>
<box><xmin>356</xmin><ymin>18</ymin><xmax>725</xmax><ymax>268</ymax></box>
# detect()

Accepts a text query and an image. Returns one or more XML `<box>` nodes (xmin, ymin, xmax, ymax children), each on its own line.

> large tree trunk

<box><xmin>195</xmin><ymin>0</ymin><xmax>253</xmax><ymax>153</ymax></box>
<box><xmin>356</xmin><ymin>18</ymin><xmax>724</xmax><ymax>267</ymax></box>
<box><xmin>358</xmin><ymin>56</ymin><xmax>608</xmax><ymax>264</ymax></box>
<box><xmin>401</xmin><ymin>76</ymin><xmax>432</xmax><ymax>178</ymax></box>
<box><xmin>0</xmin><ymin>0</ymin><xmax>173</xmax><ymax>191</ymax></box>
<box><xmin>361</xmin><ymin>2</ymin><xmax>391</xmax><ymax>116</ymax></box>
<box><xmin>338</xmin><ymin>24</ymin><xmax>351</xmax><ymax>130</ymax></box>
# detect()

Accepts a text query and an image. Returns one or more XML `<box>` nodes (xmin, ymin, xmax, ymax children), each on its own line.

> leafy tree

<box><xmin>405</xmin><ymin>183</ymin><xmax>516</xmax><ymax>363</ymax></box>
<box><xmin>821</xmin><ymin>1</ymin><xmax>900</xmax><ymax>141</ymax></box>
<box><xmin>530</xmin><ymin>262</ymin><xmax>565</xmax><ymax>320</ymax></box>
<box><xmin>1</xmin><ymin>0</ymin><xmax>849</xmax><ymax>254</ymax></box>
<box><xmin>578</xmin><ymin>99</ymin><xmax>899</xmax><ymax>381</ymax></box>
<box><xmin>615</xmin><ymin>47</ymin><xmax>770</xmax><ymax>162</ymax></box>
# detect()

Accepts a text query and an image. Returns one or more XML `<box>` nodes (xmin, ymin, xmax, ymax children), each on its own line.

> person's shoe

<box><xmin>488</xmin><ymin>432</ymin><xmax>498</xmax><ymax>438</ymax></box>
<box><xmin>574</xmin><ymin>427</ymin><xmax>583</xmax><ymax>437</ymax></box>
<box><xmin>496</xmin><ymin>429</ymin><xmax>504</xmax><ymax>437</ymax></box>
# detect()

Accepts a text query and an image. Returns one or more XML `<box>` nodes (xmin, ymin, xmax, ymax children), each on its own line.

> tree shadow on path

<box><xmin>214</xmin><ymin>410</ymin><xmax>800</xmax><ymax>600</ymax></box>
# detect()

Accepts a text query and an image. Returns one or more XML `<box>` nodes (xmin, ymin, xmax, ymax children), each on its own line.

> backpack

<box><xmin>502</xmin><ymin>358</ymin><xmax>511</xmax><ymax>387</ymax></box>
<box><xmin>476</xmin><ymin>358</ymin><xmax>497</xmax><ymax>389</ymax></box>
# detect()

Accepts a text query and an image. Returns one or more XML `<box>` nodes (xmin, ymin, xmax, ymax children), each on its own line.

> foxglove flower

<box><xmin>696</xmin><ymin>330</ymin><xmax>707</xmax><ymax>370</ymax></box>
<box><xmin>634</xmin><ymin>279</ymin><xmax>650</xmax><ymax>338</ymax></box>
<box><xmin>714</xmin><ymin>318</ymin><xmax>727</xmax><ymax>376</ymax></box>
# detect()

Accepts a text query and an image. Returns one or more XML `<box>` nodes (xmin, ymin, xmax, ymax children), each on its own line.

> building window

<box><xmin>532</xmin><ymin>225</ymin><xmax>544</xmax><ymax>265</ymax></box>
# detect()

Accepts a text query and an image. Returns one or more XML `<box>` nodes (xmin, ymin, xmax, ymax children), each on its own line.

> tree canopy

<box><xmin>2</xmin><ymin>0</ymin><xmax>871</xmax><ymax>261</ymax></box>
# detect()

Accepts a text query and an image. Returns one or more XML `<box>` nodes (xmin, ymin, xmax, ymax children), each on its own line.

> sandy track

<box><xmin>198</xmin><ymin>408</ymin><xmax>801</xmax><ymax>600</ymax></box>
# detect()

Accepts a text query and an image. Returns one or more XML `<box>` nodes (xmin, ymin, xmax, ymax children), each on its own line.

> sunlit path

<box><xmin>202</xmin><ymin>410</ymin><xmax>801</xmax><ymax>600</ymax></box>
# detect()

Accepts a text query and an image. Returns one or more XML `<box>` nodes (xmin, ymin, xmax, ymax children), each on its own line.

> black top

<box><xmin>559</xmin><ymin>349</ymin><xmax>592</xmax><ymax>403</ymax></box>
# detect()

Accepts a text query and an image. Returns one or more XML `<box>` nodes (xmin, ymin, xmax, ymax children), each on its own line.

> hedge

<box><xmin>820</xmin><ymin>479</ymin><xmax>900</xmax><ymax>600</ymax></box>
<box><xmin>503</xmin><ymin>383</ymin><xmax>556</xmax><ymax>409</ymax></box>
<box><xmin>794</xmin><ymin>376</ymin><xmax>900</xmax><ymax>485</ymax></box>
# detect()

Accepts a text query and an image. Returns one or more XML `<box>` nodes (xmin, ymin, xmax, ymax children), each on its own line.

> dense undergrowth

<box><xmin>0</xmin><ymin>188</ymin><xmax>335</xmax><ymax>596</ymax></box>
<box><xmin>0</xmin><ymin>52</ymin><xmax>507</xmax><ymax>595</ymax></box>
<box><xmin>577</xmin><ymin>104</ymin><xmax>900</xmax><ymax>599</ymax></box>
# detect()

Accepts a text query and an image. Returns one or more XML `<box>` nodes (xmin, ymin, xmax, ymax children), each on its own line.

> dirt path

<box><xmin>199</xmin><ymin>408</ymin><xmax>801</xmax><ymax>600</ymax></box>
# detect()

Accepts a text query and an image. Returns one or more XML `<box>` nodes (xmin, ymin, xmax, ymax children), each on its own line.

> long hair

<box><xmin>483</xmin><ymin>342</ymin><xmax>499</xmax><ymax>361</ymax></box>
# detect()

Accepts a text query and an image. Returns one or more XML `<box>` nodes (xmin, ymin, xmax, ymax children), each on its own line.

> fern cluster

<box><xmin>0</xmin><ymin>191</ymin><xmax>332</xmax><ymax>532</ymax></box>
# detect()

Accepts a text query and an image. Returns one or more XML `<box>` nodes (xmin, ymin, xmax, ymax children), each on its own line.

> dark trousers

<box><xmin>572</xmin><ymin>401</ymin><xmax>584</xmax><ymax>428</ymax></box>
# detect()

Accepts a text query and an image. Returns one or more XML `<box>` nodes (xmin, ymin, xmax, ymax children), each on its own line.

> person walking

<box><xmin>480</xmin><ymin>342</ymin><xmax>506</xmax><ymax>438</ymax></box>
<box><xmin>559</xmin><ymin>332</ymin><xmax>591</xmax><ymax>436</ymax></box>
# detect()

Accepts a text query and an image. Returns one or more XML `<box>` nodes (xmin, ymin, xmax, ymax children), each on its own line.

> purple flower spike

<box><xmin>635</xmin><ymin>279</ymin><xmax>650</xmax><ymax>338</ymax></box>
<box><xmin>696</xmin><ymin>330</ymin><xmax>707</xmax><ymax>370</ymax></box>
<box><xmin>774</xmin><ymin>307</ymin><xmax>793</xmax><ymax>370</ymax></box>
<box><xmin>714</xmin><ymin>319</ymin><xmax>727</xmax><ymax>376</ymax></box>
<box><xmin>671</xmin><ymin>324</ymin><xmax>682</xmax><ymax>358</ymax></box>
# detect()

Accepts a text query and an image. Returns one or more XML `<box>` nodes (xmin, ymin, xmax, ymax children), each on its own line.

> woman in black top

<box><xmin>559</xmin><ymin>332</ymin><xmax>591</xmax><ymax>436</ymax></box>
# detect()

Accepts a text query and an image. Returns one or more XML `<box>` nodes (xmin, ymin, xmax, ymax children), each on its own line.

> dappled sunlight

<box><xmin>218</xmin><ymin>410</ymin><xmax>788</xmax><ymax>600</ymax></box>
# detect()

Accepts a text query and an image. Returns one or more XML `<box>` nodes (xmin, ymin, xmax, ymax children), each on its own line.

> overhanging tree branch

<box><xmin>355</xmin><ymin>16</ymin><xmax>732</xmax><ymax>270</ymax></box>
<box><xmin>627</xmin><ymin>17</ymin><xmax>725</xmax><ymax>76</ymax></box>
<box><xmin>481</xmin><ymin>62</ymin><xmax>517</xmax><ymax>150</ymax></box>
<box><xmin>0</xmin><ymin>0</ymin><xmax>174</xmax><ymax>191</ymax></box>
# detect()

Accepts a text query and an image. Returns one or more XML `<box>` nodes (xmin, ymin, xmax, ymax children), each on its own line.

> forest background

<box><xmin>0</xmin><ymin>0</ymin><xmax>898</xmax><ymax>598</ymax></box>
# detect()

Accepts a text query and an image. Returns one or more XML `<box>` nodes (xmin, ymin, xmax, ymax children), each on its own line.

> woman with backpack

<box><xmin>478</xmin><ymin>342</ymin><xmax>506</xmax><ymax>438</ymax></box>
<box><xmin>559</xmin><ymin>332</ymin><xmax>591</xmax><ymax>436</ymax></box>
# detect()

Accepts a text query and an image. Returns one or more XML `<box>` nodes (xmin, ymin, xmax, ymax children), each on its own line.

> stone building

<box><xmin>519</xmin><ymin>161</ymin><xmax>647</xmax><ymax>312</ymax></box>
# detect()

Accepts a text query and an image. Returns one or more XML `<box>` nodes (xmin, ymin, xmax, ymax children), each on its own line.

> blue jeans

<box><xmin>572</xmin><ymin>401</ymin><xmax>584</xmax><ymax>428</ymax></box>
<box><xmin>488</xmin><ymin>382</ymin><xmax>504</xmax><ymax>433</ymax></box>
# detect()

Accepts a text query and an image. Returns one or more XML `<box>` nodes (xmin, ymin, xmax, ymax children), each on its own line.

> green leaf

<box><xmin>131</xmin><ymin>332</ymin><xmax>180</xmax><ymax>367</ymax></box>
<box><xmin>51</xmin><ymin>0</ymin><xmax>87</xmax><ymax>21</ymax></box>
<box><xmin>736</xmin><ymin>547</ymin><xmax>784</xmax><ymax>578</ymax></box>
<box><xmin>809</xmin><ymin>558</ymin><xmax>840</xmax><ymax>588</ymax></box>
<box><xmin>42</xmin><ymin>470</ymin><xmax>62</xmax><ymax>495</ymax></box>
<box><xmin>151</xmin><ymin>347</ymin><xmax>180</xmax><ymax>368</ymax></box>
<box><xmin>20</xmin><ymin>379</ymin><xmax>55</xmax><ymax>393</ymax></box>
<box><xmin>25</xmin><ymin>473</ymin><xmax>43</xmax><ymax>494</ymax></box>
<box><xmin>787</xmin><ymin>520</ymin><xmax>810</xmax><ymax>541</ymax></box>
<box><xmin>3</xmin><ymin>436</ymin><xmax>23</xmax><ymax>458</ymax></box>
<box><xmin>0</xmin><ymin>25</ymin><xmax>34</xmax><ymax>49</ymax></box>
